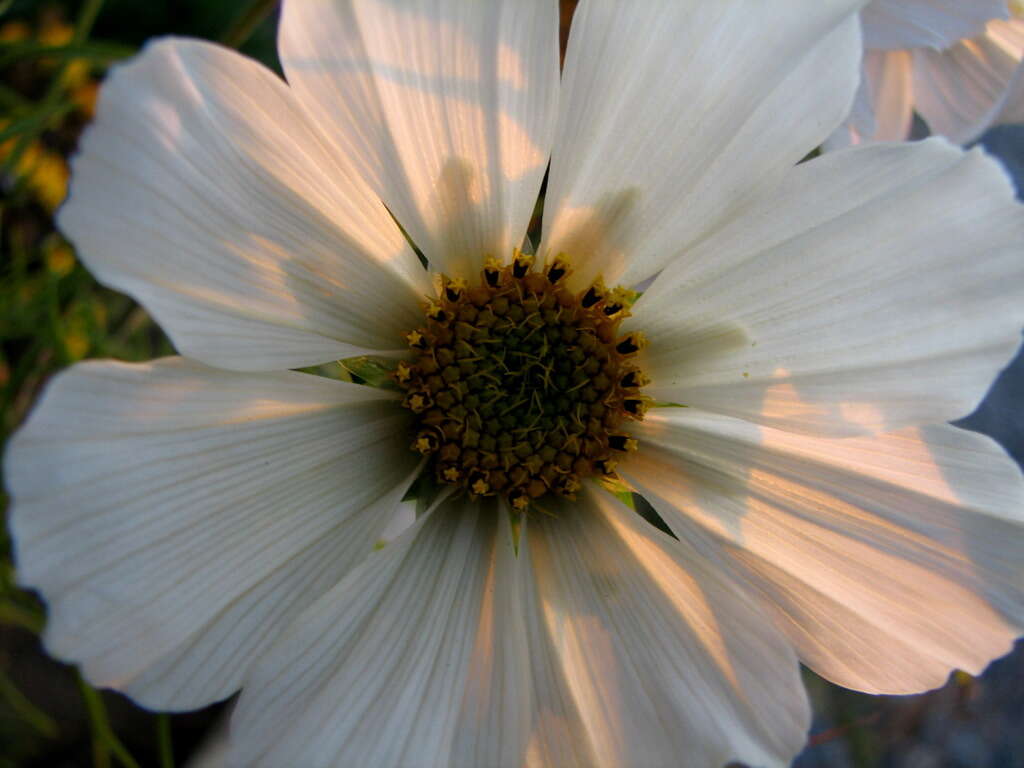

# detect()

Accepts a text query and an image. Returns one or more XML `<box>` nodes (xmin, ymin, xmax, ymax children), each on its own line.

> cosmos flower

<box><xmin>830</xmin><ymin>0</ymin><xmax>1024</xmax><ymax>147</ymax></box>
<box><xmin>6</xmin><ymin>2</ymin><xmax>1024</xmax><ymax>766</ymax></box>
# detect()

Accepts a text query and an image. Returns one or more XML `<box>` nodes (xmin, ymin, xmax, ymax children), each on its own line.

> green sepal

<box><xmin>339</xmin><ymin>355</ymin><xmax>400</xmax><ymax>390</ymax></box>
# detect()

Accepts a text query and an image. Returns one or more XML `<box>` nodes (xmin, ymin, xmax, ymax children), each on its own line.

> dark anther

<box><xmin>508</xmin><ymin>487</ymin><xmax>530</xmax><ymax>510</ymax></box>
<box><xmin>484</xmin><ymin>267</ymin><xmax>500</xmax><ymax>287</ymax></box>
<box><xmin>446</xmin><ymin>286</ymin><xmax>462</xmax><ymax>302</ymax></box>
<box><xmin>413</xmin><ymin>430</ymin><xmax>440</xmax><ymax>454</ymax></box>
<box><xmin>546</xmin><ymin>262</ymin><xmax>567</xmax><ymax>284</ymax></box>
<box><xmin>608</xmin><ymin>434</ymin><xmax>638</xmax><ymax>452</ymax></box>
<box><xmin>624</xmin><ymin>399</ymin><xmax>643</xmax><ymax>415</ymax></box>
<box><xmin>513</xmin><ymin>259</ymin><xmax>531</xmax><ymax>279</ymax></box>
<box><xmin>403</xmin><ymin>391</ymin><xmax>434</xmax><ymax>413</ymax></box>
<box><xmin>616</xmin><ymin>335</ymin><xmax>643</xmax><ymax>355</ymax></box>
<box><xmin>602</xmin><ymin>303</ymin><xmax>624</xmax><ymax>317</ymax></box>
<box><xmin>406</xmin><ymin>330</ymin><xmax>428</xmax><ymax>349</ymax></box>
<box><xmin>581</xmin><ymin>286</ymin><xmax>603</xmax><ymax>308</ymax></box>
<box><xmin>620</xmin><ymin>370</ymin><xmax>642</xmax><ymax>388</ymax></box>
<box><xmin>468</xmin><ymin>469</ymin><xmax>491</xmax><ymax>496</ymax></box>
<box><xmin>553</xmin><ymin>474</ymin><xmax>581</xmax><ymax>497</ymax></box>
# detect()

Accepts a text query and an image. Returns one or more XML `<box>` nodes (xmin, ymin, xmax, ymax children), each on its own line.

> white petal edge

<box><xmin>278</xmin><ymin>0</ymin><xmax>559</xmax><ymax>277</ymax></box>
<box><xmin>526</xmin><ymin>487</ymin><xmax>811</xmax><ymax>768</ymax></box>
<box><xmin>860</xmin><ymin>0</ymin><xmax>1007</xmax><ymax>50</ymax></box>
<box><xmin>633</xmin><ymin>137</ymin><xmax>1024</xmax><ymax>436</ymax></box>
<box><xmin>4</xmin><ymin>357</ymin><xmax>419</xmax><ymax>710</ymax></box>
<box><xmin>59</xmin><ymin>38</ymin><xmax>430</xmax><ymax>372</ymax></box>
<box><xmin>913</xmin><ymin>19</ymin><xmax>1024</xmax><ymax>145</ymax></box>
<box><xmin>540</xmin><ymin>0</ymin><xmax>866</xmax><ymax>291</ymax></box>
<box><xmin>623</xmin><ymin>408</ymin><xmax>1024</xmax><ymax>694</ymax></box>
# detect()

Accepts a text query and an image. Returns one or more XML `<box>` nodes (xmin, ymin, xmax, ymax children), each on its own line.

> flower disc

<box><xmin>396</xmin><ymin>254</ymin><xmax>649</xmax><ymax>509</ymax></box>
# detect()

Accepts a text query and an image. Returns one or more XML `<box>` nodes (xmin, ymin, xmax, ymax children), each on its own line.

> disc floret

<box><xmin>396</xmin><ymin>252</ymin><xmax>649</xmax><ymax>508</ymax></box>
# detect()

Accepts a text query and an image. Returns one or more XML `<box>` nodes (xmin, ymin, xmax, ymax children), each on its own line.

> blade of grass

<box><xmin>78</xmin><ymin>677</ymin><xmax>111</xmax><ymax>768</ymax></box>
<box><xmin>0</xmin><ymin>669</ymin><xmax>58</xmax><ymax>738</ymax></box>
<box><xmin>0</xmin><ymin>600</ymin><xmax>44</xmax><ymax>633</ymax></box>
<box><xmin>78</xmin><ymin>676</ymin><xmax>141</xmax><ymax>768</ymax></box>
<box><xmin>0</xmin><ymin>40</ymin><xmax>134</xmax><ymax>68</ymax></box>
<box><xmin>0</xmin><ymin>81</ymin><xmax>30</xmax><ymax>109</ymax></box>
<box><xmin>2</xmin><ymin>0</ymin><xmax>107</xmax><ymax>179</ymax></box>
<box><xmin>156</xmin><ymin>715</ymin><xmax>174</xmax><ymax>768</ymax></box>
<box><xmin>221</xmin><ymin>0</ymin><xmax>278</xmax><ymax>49</ymax></box>
<box><xmin>0</xmin><ymin>102</ymin><xmax>74</xmax><ymax>143</ymax></box>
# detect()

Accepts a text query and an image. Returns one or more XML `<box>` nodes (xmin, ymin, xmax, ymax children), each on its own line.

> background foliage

<box><xmin>1</xmin><ymin>1</ymin><xmax>1023</xmax><ymax>766</ymax></box>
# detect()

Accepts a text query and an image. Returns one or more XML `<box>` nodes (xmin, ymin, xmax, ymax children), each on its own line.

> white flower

<box><xmin>830</xmin><ymin>0</ymin><xmax>1024</xmax><ymax>147</ymax></box>
<box><xmin>5</xmin><ymin>2</ymin><xmax>1024</xmax><ymax>767</ymax></box>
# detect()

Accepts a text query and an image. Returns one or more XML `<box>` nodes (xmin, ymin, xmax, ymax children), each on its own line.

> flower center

<box><xmin>395</xmin><ymin>252</ymin><xmax>649</xmax><ymax>510</ymax></box>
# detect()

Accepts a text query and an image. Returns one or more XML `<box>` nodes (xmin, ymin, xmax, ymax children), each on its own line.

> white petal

<box><xmin>279</xmin><ymin>0</ymin><xmax>559</xmax><ymax>277</ymax></box>
<box><xmin>448</xmin><ymin>505</ymin><xmax>596</xmax><ymax>768</ymax></box>
<box><xmin>526</xmin><ymin>488</ymin><xmax>811</xmax><ymax>768</ymax></box>
<box><xmin>634</xmin><ymin>138</ymin><xmax>1024</xmax><ymax>435</ymax></box>
<box><xmin>825</xmin><ymin>62</ymin><xmax>879</xmax><ymax>150</ymax></box>
<box><xmin>624</xmin><ymin>409</ymin><xmax>1024</xmax><ymax>694</ymax></box>
<box><xmin>540</xmin><ymin>0</ymin><xmax>865</xmax><ymax>290</ymax></box>
<box><xmin>59</xmin><ymin>38</ymin><xmax>430</xmax><ymax>372</ymax></box>
<box><xmin>860</xmin><ymin>0</ymin><xmax>1006</xmax><ymax>50</ymax></box>
<box><xmin>231</xmin><ymin>500</ymin><xmax>595</xmax><ymax>768</ymax></box>
<box><xmin>229</xmin><ymin>500</ymin><xmax>502</xmax><ymax>768</ymax></box>
<box><xmin>445</xmin><ymin>506</ymin><xmax>532</xmax><ymax>767</ymax></box>
<box><xmin>913</xmin><ymin>19</ymin><xmax>1024</xmax><ymax>144</ymax></box>
<box><xmin>4</xmin><ymin>358</ymin><xmax>418</xmax><ymax>710</ymax></box>
<box><xmin>230</xmin><ymin>492</ymin><xmax>809</xmax><ymax>768</ymax></box>
<box><xmin>862</xmin><ymin>49</ymin><xmax>915</xmax><ymax>141</ymax></box>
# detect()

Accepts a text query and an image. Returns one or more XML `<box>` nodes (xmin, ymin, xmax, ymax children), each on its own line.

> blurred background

<box><xmin>2</xmin><ymin>1</ymin><xmax>1024</xmax><ymax>766</ymax></box>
